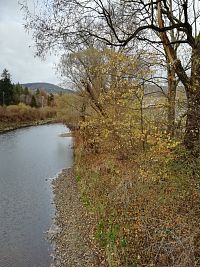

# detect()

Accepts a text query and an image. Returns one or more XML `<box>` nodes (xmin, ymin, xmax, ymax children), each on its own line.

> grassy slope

<box><xmin>73</xmin><ymin>132</ymin><xmax>200</xmax><ymax>267</ymax></box>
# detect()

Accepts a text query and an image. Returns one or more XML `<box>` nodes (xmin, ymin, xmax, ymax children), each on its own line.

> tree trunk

<box><xmin>157</xmin><ymin>1</ymin><xmax>200</xmax><ymax>151</ymax></box>
<box><xmin>167</xmin><ymin>64</ymin><xmax>176</xmax><ymax>137</ymax></box>
<box><xmin>84</xmin><ymin>81</ymin><xmax>105</xmax><ymax>116</ymax></box>
<box><xmin>184</xmin><ymin>44</ymin><xmax>200</xmax><ymax>150</ymax></box>
<box><xmin>184</xmin><ymin>92</ymin><xmax>200</xmax><ymax>150</ymax></box>
<box><xmin>80</xmin><ymin>101</ymin><xmax>86</xmax><ymax>122</ymax></box>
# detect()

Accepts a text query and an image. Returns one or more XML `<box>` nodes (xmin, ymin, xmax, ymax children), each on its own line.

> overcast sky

<box><xmin>0</xmin><ymin>0</ymin><xmax>60</xmax><ymax>85</ymax></box>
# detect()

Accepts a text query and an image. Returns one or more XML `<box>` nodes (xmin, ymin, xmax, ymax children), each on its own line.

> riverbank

<box><xmin>52</xmin><ymin>132</ymin><xmax>199</xmax><ymax>267</ymax></box>
<box><xmin>51</xmin><ymin>168</ymin><xmax>106</xmax><ymax>267</ymax></box>
<box><xmin>0</xmin><ymin>118</ymin><xmax>57</xmax><ymax>134</ymax></box>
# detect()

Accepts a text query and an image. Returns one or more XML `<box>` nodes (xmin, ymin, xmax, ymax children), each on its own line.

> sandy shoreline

<box><xmin>50</xmin><ymin>168</ymin><xmax>106</xmax><ymax>267</ymax></box>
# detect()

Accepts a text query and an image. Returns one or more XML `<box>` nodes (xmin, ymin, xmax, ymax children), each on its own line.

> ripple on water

<box><xmin>0</xmin><ymin>124</ymin><xmax>73</xmax><ymax>267</ymax></box>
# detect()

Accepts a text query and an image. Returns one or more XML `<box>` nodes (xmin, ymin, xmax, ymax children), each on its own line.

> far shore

<box><xmin>0</xmin><ymin>118</ymin><xmax>57</xmax><ymax>134</ymax></box>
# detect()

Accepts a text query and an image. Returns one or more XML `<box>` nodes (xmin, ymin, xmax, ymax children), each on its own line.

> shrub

<box><xmin>0</xmin><ymin>103</ymin><xmax>56</xmax><ymax>123</ymax></box>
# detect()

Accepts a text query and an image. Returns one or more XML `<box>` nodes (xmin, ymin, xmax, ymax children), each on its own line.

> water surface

<box><xmin>0</xmin><ymin>124</ymin><xmax>73</xmax><ymax>267</ymax></box>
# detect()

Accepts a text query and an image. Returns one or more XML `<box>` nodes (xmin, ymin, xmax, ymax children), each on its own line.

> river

<box><xmin>0</xmin><ymin>124</ymin><xmax>73</xmax><ymax>267</ymax></box>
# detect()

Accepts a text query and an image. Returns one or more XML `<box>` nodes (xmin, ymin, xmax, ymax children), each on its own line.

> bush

<box><xmin>74</xmin><ymin>129</ymin><xmax>200</xmax><ymax>266</ymax></box>
<box><xmin>0</xmin><ymin>103</ymin><xmax>56</xmax><ymax>123</ymax></box>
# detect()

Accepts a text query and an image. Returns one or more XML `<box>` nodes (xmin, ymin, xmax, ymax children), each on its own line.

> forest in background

<box><xmin>0</xmin><ymin>68</ymin><xmax>57</xmax><ymax>129</ymax></box>
<box><xmin>21</xmin><ymin>0</ymin><xmax>200</xmax><ymax>266</ymax></box>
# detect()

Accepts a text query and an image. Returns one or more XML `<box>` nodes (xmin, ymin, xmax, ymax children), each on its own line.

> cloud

<box><xmin>0</xmin><ymin>0</ymin><xmax>60</xmax><ymax>84</ymax></box>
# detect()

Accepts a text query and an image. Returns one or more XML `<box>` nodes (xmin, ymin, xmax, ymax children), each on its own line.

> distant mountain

<box><xmin>22</xmin><ymin>82</ymin><xmax>73</xmax><ymax>94</ymax></box>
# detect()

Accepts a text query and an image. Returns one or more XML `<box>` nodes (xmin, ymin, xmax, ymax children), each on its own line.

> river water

<box><xmin>0</xmin><ymin>124</ymin><xmax>73</xmax><ymax>267</ymax></box>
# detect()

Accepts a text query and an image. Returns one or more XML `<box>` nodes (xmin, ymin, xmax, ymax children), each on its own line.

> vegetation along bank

<box><xmin>0</xmin><ymin>69</ymin><xmax>62</xmax><ymax>133</ymax></box>
<box><xmin>53</xmin><ymin>81</ymin><xmax>200</xmax><ymax>266</ymax></box>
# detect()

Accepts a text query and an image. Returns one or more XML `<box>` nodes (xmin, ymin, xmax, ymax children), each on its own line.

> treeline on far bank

<box><xmin>0</xmin><ymin>69</ymin><xmax>57</xmax><ymax>126</ymax></box>
<box><xmin>0</xmin><ymin>69</ymin><xmax>55</xmax><ymax>107</ymax></box>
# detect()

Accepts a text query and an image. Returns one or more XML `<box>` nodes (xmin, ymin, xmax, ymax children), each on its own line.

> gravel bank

<box><xmin>51</xmin><ymin>168</ymin><xmax>106</xmax><ymax>267</ymax></box>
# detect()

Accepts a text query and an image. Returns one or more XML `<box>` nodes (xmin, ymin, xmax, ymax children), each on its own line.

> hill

<box><xmin>22</xmin><ymin>82</ymin><xmax>73</xmax><ymax>94</ymax></box>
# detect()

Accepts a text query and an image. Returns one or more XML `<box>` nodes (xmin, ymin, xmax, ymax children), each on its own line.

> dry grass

<box><xmin>74</xmin><ymin>132</ymin><xmax>200</xmax><ymax>267</ymax></box>
<box><xmin>0</xmin><ymin>104</ymin><xmax>56</xmax><ymax>123</ymax></box>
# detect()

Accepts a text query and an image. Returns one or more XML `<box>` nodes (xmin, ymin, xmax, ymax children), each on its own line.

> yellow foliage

<box><xmin>0</xmin><ymin>104</ymin><xmax>56</xmax><ymax>122</ymax></box>
<box><xmin>59</xmin><ymin>47</ymin><xmax>199</xmax><ymax>266</ymax></box>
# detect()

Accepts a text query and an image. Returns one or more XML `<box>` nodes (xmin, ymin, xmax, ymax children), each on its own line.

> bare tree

<box><xmin>21</xmin><ymin>0</ymin><xmax>200</xmax><ymax>151</ymax></box>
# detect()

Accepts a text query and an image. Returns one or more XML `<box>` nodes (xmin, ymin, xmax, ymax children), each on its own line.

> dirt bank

<box><xmin>51</xmin><ymin>169</ymin><xmax>106</xmax><ymax>267</ymax></box>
